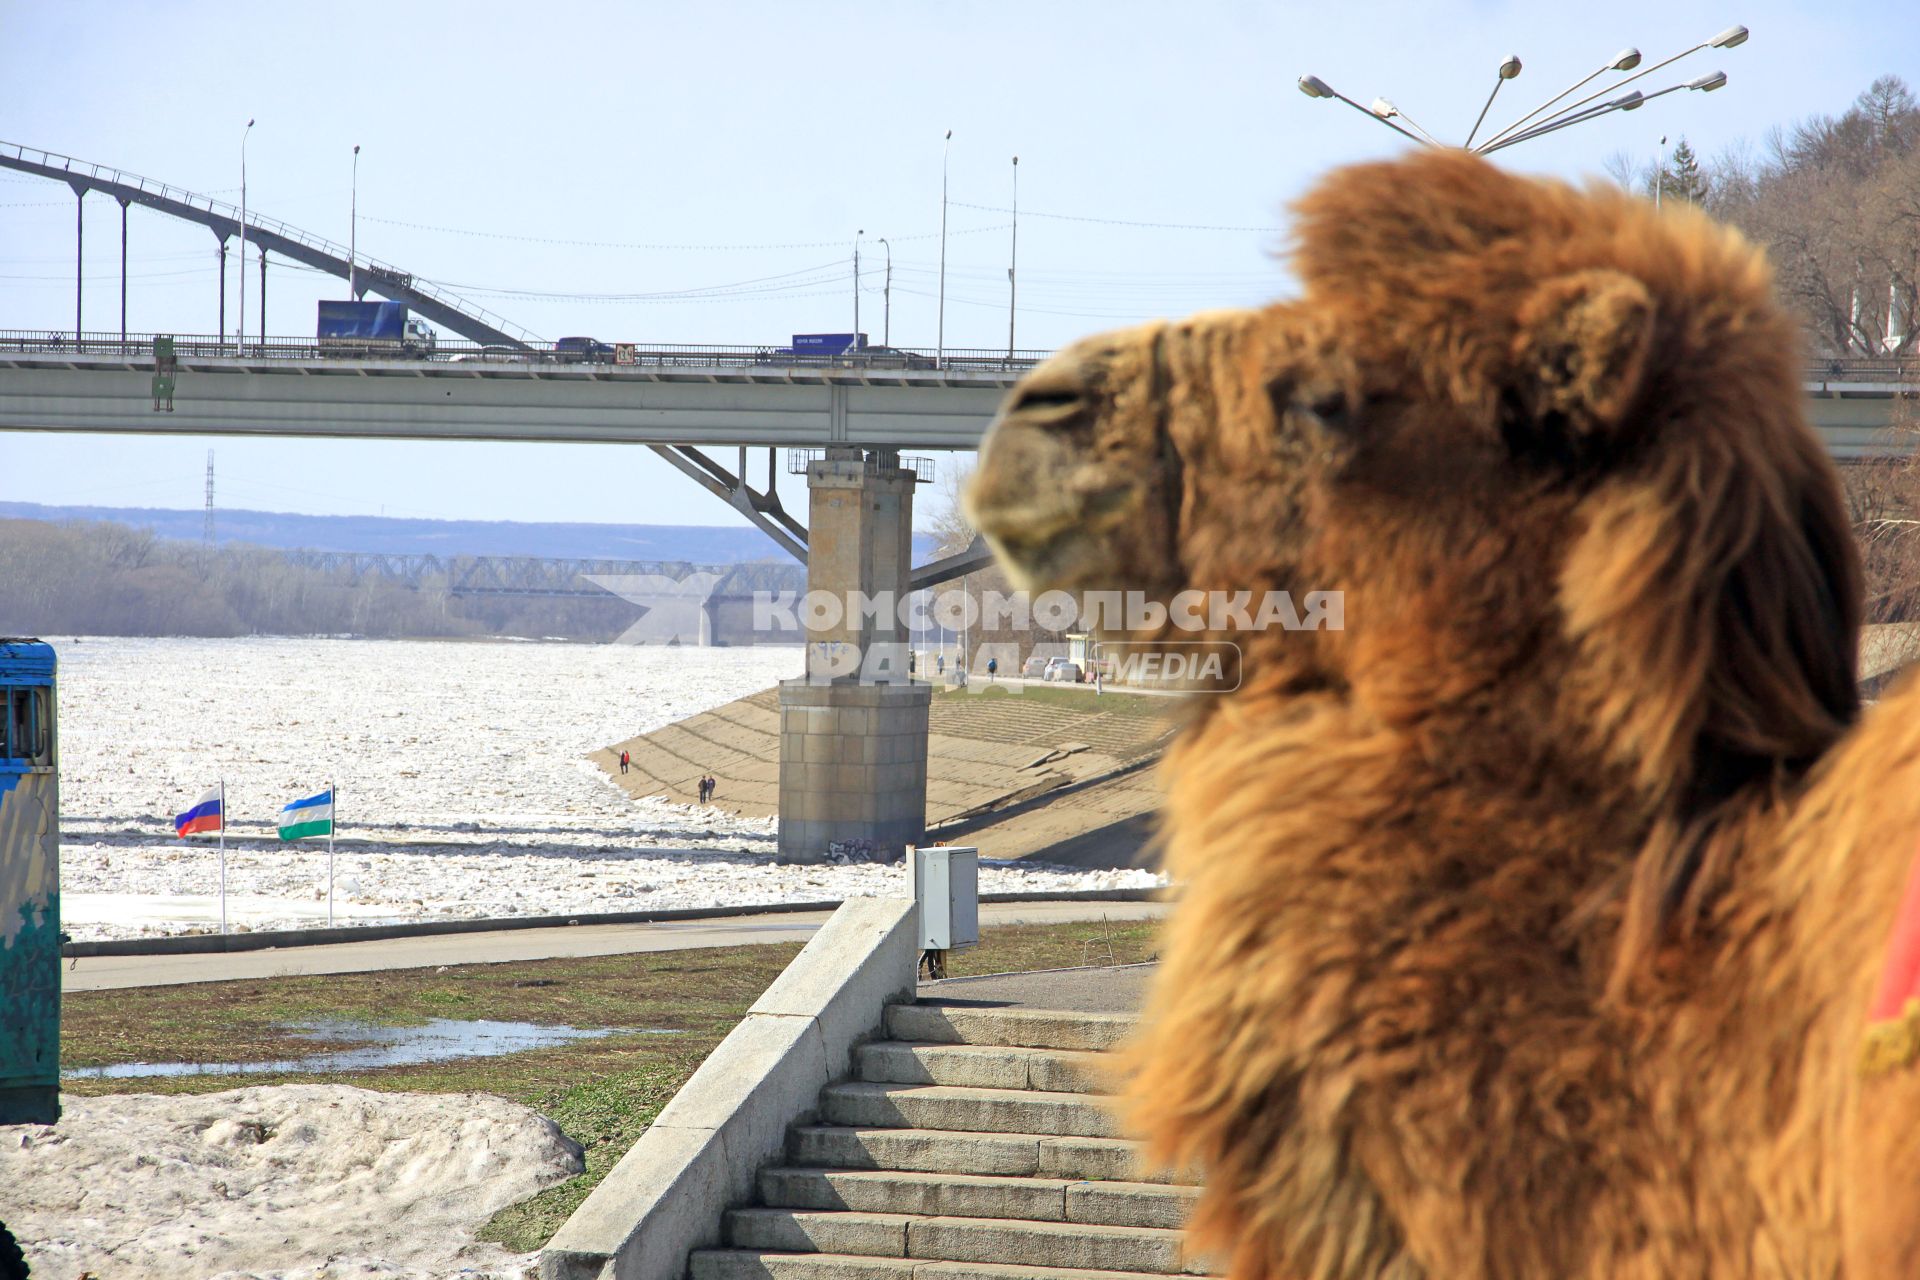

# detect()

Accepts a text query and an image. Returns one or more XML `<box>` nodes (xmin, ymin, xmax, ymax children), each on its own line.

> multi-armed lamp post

<box><xmin>1298</xmin><ymin>24</ymin><xmax>1748</xmax><ymax>157</ymax></box>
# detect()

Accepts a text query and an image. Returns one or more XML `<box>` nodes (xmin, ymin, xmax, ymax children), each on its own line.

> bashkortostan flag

<box><xmin>278</xmin><ymin>789</ymin><xmax>334</xmax><ymax>841</ymax></box>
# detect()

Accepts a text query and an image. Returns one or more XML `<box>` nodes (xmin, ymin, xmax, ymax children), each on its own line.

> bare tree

<box><xmin>1714</xmin><ymin>75</ymin><xmax>1920</xmax><ymax>358</ymax></box>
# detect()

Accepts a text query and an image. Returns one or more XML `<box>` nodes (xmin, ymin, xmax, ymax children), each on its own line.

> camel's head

<box><xmin>970</xmin><ymin>150</ymin><xmax>1861</xmax><ymax>933</ymax></box>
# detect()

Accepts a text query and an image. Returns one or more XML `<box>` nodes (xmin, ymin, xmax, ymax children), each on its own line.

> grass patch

<box><xmin>946</xmin><ymin>917</ymin><xmax>1161</xmax><ymax>977</ymax></box>
<box><xmin>59</xmin><ymin>915</ymin><xmax>1166</xmax><ymax>1251</ymax></box>
<box><xmin>931</xmin><ymin>682</ymin><xmax>1169</xmax><ymax>718</ymax></box>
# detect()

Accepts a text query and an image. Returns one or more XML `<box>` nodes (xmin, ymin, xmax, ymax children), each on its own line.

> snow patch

<box><xmin>1</xmin><ymin>1084</ymin><xmax>582</xmax><ymax>1278</ymax></box>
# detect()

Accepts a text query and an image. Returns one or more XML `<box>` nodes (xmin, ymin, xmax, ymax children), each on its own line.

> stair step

<box><xmin>886</xmin><ymin>1005</ymin><xmax>1136</xmax><ymax>1053</ymax></box>
<box><xmin>691</xmin><ymin>1252</ymin><xmax>1211</xmax><ymax>1280</ymax></box>
<box><xmin>727</xmin><ymin>1209</ymin><xmax>912</xmax><ymax>1258</ymax></box>
<box><xmin>759</xmin><ymin>1169</ymin><xmax>1195</xmax><ymax>1230</ymax></box>
<box><xmin>859</xmin><ymin>1042</ymin><xmax>1110</xmax><ymax>1094</ymax></box>
<box><xmin>788</xmin><ymin>1126</ymin><xmax>1184</xmax><ymax>1185</ymax></box>
<box><xmin>723</xmin><ymin>1210</ymin><xmax>1205</xmax><ymax>1276</ymax></box>
<box><xmin>822</xmin><ymin>1083</ymin><xmax>1124</xmax><ymax>1139</ymax></box>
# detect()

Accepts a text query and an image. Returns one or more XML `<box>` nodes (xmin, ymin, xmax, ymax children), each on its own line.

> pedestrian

<box><xmin>696</xmin><ymin>776</ymin><xmax>707</xmax><ymax>803</ymax></box>
<box><xmin>987</xmin><ymin>657</ymin><xmax>998</xmax><ymax>681</ymax></box>
<box><xmin>619</xmin><ymin>749</ymin><xmax>630</xmax><ymax>775</ymax></box>
<box><xmin>704</xmin><ymin>775</ymin><xmax>718</xmax><ymax>803</ymax></box>
<box><xmin>937</xmin><ymin>653</ymin><xmax>946</xmax><ymax>676</ymax></box>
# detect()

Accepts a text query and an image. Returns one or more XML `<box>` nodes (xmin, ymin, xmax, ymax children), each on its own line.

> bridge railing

<box><xmin>1</xmin><ymin>140</ymin><xmax>541</xmax><ymax>346</ymax></box>
<box><xmin>0</xmin><ymin>329</ymin><xmax>1053</xmax><ymax>373</ymax></box>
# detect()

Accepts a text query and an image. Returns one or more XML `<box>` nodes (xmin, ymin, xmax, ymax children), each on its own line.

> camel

<box><xmin>966</xmin><ymin>149</ymin><xmax>1920</xmax><ymax>1279</ymax></box>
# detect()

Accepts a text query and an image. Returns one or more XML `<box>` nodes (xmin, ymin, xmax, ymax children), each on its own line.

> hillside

<box><xmin>0</xmin><ymin>501</ymin><xmax>938</xmax><ymax>563</ymax></box>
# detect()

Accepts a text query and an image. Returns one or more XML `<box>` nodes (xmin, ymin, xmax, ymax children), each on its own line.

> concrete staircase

<box><xmin>690</xmin><ymin>1002</ymin><xmax>1211</xmax><ymax>1280</ymax></box>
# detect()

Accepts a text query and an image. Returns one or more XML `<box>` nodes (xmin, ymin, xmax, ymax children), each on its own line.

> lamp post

<box><xmin>349</xmin><ymin>143</ymin><xmax>360</xmax><ymax>300</ymax></box>
<box><xmin>1464</xmin><ymin>55</ymin><xmax>1523</xmax><ymax>149</ymax></box>
<box><xmin>854</xmin><ymin>229</ymin><xmax>863</xmax><ymax>339</ymax></box>
<box><xmin>1297</xmin><ymin>25</ymin><xmax>1746</xmax><ymax>158</ymax></box>
<box><xmin>938</xmin><ymin>129</ymin><xmax>952</xmax><ymax>367</ymax></box>
<box><xmin>237</xmin><ymin>118</ymin><xmax>254</xmax><ymax>355</ymax></box>
<box><xmin>1481</xmin><ymin>72</ymin><xmax>1725</xmax><ymax>155</ymax></box>
<box><xmin>1479</xmin><ymin>27</ymin><xmax>1744</xmax><ymax>153</ymax></box>
<box><xmin>1479</xmin><ymin>46</ymin><xmax>1640</xmax><ymax>150</ymax></box>
<box><xmin>1370</xmin><ymin>99</ymin><xmax>1446</xmax><ymax>147</ymax></box>
<box><xmin>878</xmin><ymin>237</ymin><xmax>892</xmax><ymax>346</ymax></box>
<box><xmin>1296</xmin><ymin>75</ymin><xmax>1425</xmax><ymax>144</ymax></box>
<box><xmin>1007</xmin><ymin>155</ymin><xmax>1018</xmax><ymax>361</ymax></box>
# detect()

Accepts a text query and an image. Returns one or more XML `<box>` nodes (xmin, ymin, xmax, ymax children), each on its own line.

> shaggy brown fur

<box><xmin>967</xmin><ymin>149</ymin><xmax>1920</xmax><ymax>1278</ymax></box>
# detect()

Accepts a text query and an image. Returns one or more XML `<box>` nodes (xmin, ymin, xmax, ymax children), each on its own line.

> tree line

<box><xmin>0</xmin><ymin>518</ymin><xmax>638</xmax><ymax>640</ymax></box>
<box><xmin>1607</xmin><ymin>74</ymin><xmax>1918</xmax><ymax>358</ymax></box>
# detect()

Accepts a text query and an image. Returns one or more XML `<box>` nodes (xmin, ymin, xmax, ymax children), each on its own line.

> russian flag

<box><xmin>175</xmin><ymin>786</ymin><xmax>223</xmax><ymax>838</ymax></box>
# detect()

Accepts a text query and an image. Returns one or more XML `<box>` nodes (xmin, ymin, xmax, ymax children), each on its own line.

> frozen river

<box><xmin>51</xmin><ymin>637</ymin><xmax>1158</xmax><ymax>939</ymax></box>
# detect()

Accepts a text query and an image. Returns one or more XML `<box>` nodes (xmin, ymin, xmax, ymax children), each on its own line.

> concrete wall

<box><xmin>775</xmin><ymin>447</ymin><xmax>932</xmax><ymax>863</ymax></box>
<box><xmin>776</xmin><ymin>680</ymin><xmax>932</xmax><ymax>861</ymax></box>
<box><xmin>539</xmin><ymin>896</ymin><xmax>918</xmax><ymax>1280</ymax></box>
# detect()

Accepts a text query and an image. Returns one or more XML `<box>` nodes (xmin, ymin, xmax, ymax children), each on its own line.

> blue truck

<box><xmin>317</xmin><ymin>300</ymin><xmax>437</xmax><ymax>357</ymax></box>
<box><xmin>791</xmin><ymin>332</ymin><xmax>868</xmax><ymax>355</ymax></box>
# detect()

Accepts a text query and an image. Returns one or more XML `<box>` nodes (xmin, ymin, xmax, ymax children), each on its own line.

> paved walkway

<box><xmin>64</xmin><ymin>899</ymin><xmax>1169</xmax><ymax>993</ymax></box>
<box><xmin>918</xmin><ymin>961</ymin><xmax>1156</xmax><ymax>1013</ymax></box>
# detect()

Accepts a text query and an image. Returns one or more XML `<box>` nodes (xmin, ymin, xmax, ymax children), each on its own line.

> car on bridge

<box><xmin>856</xmin><ymin>345</ymin><xmax>940</xmax><ymax>370</ymax></box>
<box><xmin>552</xmin><ymin>336</ymin><xmax>614</xmax><ymax>364</ymax></box>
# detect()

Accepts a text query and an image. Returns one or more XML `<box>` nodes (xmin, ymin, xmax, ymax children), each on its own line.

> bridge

<box><xmin>281</xmin><ymin>550</ymin><xmax>738</xmax><ymax>598</ymax></box>
<box><xmin>0</xmin><ymin>332</ymin><xmax>1908</xmax><ymax>453</ymax></box>
<box><xmin>4</xmin><ymin>136</ymin><xmax>1913</xmax><ymax>863</ymax></box>
<box><xmin>2</xmin><ymin>140</ymin><xmax>536</xmax><ymax>349</ymax></box>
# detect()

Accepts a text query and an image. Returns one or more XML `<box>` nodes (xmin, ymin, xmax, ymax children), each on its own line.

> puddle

<box><xmin>64</xmin><ymin>1017</ymin><xmax>680</xmax><ymax>1080</ymax></box>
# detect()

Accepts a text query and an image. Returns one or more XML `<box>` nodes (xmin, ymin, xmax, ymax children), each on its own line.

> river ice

<box><xmin>50</xmin><ymin>637</ymin><xmax>1159</xmax><ymax>939</ymax></box>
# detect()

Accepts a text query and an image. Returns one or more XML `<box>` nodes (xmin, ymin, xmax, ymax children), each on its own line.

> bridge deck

<box><xmin>0</xmin><ymin>340</ymin><xmax>1908</xmax><ymax>455</ymax></box>
<box><xmin>0</xmin><ymin>351</ymin><xmax>1022</xmax><ymax>449</ymax></box>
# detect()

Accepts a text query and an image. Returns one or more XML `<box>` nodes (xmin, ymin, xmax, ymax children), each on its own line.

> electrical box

<box><xmin>911</xmin><ymin>845</ymin><xmax>979</xmax><ymax>951</ymax></box>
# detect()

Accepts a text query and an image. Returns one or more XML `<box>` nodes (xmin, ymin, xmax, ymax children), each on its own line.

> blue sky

<box><xmin>1</xmin><ymin>1</ymin><xmax>1912</xmax><ymax>533</ymax></box>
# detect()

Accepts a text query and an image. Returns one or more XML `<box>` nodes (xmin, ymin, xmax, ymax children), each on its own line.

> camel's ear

<box><xmin>1507</xmin><ymin>269</ymin><xmax>1655</xmax><ymax>447</ymax></box>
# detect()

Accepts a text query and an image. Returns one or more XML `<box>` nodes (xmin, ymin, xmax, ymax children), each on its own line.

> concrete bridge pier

<box><xmin>776</xmin><ymin>447</ymin><xmax>932</xmax><ymax>864</ymax></box>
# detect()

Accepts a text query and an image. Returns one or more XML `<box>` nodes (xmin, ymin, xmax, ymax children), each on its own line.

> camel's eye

<box><xmin>1281</xmin><ymin>386</ymin><xmax>1351</xmax><ymax>433</ymax></box>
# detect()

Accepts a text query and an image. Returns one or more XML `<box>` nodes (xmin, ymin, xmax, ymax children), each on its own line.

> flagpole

<box><xmin>218</xmin><ymin>777</ymin><xmax>227</xmax><ymax>935</ymax></box>
<box><xmin>327</xmin><ymin>780</ymin><xmax>336</xmax><ymax>928</ymax></box>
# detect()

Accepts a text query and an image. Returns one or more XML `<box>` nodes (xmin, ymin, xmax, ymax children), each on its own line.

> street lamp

<box><xmin>1464</xmin><ymin>55</ymin><xmax>1523</xmax><ymax>149</ymax></box>
<box><xmin>1297</xmin><ymin>24</ymin><xmax>1746</xmax><ymax>158</ymax></box>
<box><xmin>1477</xmin><ymin>26</ymin><xmax>1744</xmax><ymax>153</ymax></box>
<box><xmin>1007</xmin><ymin>155</ymin><xmax>1018</xmax><ymax>361</ymax></box>
<box><xmin>938</xmin><ymin>129</ymin><xmax>952</xmax><ymax>367</ymax></box>
<box><xmin>1370</xmin><ymin>98</ymin><xmax>1445</xmax><ymax>147</ymax></box>
<box><xmin>349</xmin><ymin>144</ymin><xmax>360</xmax><ymax>300</ymax></box>
<box><xmin>237</xmin><ymin>118</ymin><xmax>254</xmax><ymax>354</ymax></box>
<box><xmin>1296</xmin><ymin>75</ymin><xmax>1426</xmax><ymax>144</ymax></box>
<box><xmin>1481</xmin><ymin>73</ymin><xmax>1725</xmax><ymax>155</ymax></box>
<box><xmin>878</xmin><ymin>237</ymin><xmax>892</xmax><ymax>346</ymax></box>
<box><xmin>1478</xmin><ymin>46</ymin><xmax>1641</xmax><ymax>150</ymax></box>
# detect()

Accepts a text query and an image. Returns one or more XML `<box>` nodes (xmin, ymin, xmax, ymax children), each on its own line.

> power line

<box><xmin>359</xmin><ymin>215</ymin><xmax>1008</xmax><ymax>252</ymax></box>
<box><xmin>950</xmin><ymin>200</ymin><xmax>1269</xmax><ymax>233</ymax></box>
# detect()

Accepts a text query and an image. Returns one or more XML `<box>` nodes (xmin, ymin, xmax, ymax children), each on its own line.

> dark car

<box><xmin>552</xmin><ymin>336</ymin><xmax>614</xmax><ymax>364</ymax></box>
<box><xmin>857</xmin><ymin>345</ymin><xmax>939</xmax><ymax>370</ymax></box>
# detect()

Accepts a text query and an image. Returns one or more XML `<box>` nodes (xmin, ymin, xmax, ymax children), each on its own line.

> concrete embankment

<box><xmin>599</xmin><ymin>684</ymin><xmax>1175</xmax><ymax>868</ymax></box>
